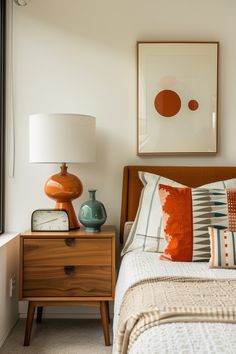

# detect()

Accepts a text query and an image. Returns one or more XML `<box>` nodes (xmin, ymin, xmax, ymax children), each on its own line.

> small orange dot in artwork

<box><xmin>225</xmin><ymin>253</ymin><xmax>228</xmax><ymax>257</ymax></box>
<box><xmin>224</xmin><ymin>235</ymin><xmax>227</xmax><ymax>239</ymax></box>
<box><xmin>226</xmin><ymin>263</ymin><xmax>229</xmax><ymax>267</ymax></box>
<box><xmin>188</xmin><ymin>99</ymin><xmax>199</xmax><ymax>111</ymax></box>
<box><xmin>225</xmin><ymin>244</ymin><xmax>228</xmax><ymax>247</ymax></box>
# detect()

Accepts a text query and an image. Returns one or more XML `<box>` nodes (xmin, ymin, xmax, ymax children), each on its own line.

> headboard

<box><xmin>120</xmin><ymin>165</ymin><xmax>236</xmax><ymax>243</ymax></box>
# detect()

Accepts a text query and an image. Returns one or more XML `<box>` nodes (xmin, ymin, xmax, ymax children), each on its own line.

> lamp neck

<box><xmin>60</xmin><ymin>163</ymin><xmax>68</xmax><ymax>175</ymax></box>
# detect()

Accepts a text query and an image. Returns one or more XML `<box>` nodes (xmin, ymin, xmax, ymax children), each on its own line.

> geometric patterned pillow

<box><xmin>159</xmin><ymin>185</ymin><xmax>236</xmax><ymax>262</ymax></box>
<box><xmin>209</xmin><ymin>227</ymin><xmax>236</xmax><ymax>268</ymax></box>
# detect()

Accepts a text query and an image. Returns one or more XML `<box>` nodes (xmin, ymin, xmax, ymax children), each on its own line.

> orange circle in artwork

<box><xmin>154</xmin><ymin>90</ymin><xmax>181</xmax><ymax>117</ymax></box>
<box><xmin>188</xmin><ymin>100</ymin><xmax>199</xmax><ymax>111</ymax></box>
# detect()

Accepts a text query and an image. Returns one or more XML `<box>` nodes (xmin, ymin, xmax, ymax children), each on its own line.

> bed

<box><xmin>113</xmin><ymin>166</ymin><xmax>236</xmax><ymax>354</ymax></box>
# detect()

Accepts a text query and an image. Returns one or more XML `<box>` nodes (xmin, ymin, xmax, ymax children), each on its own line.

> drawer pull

<box><xmin>64</xmin><ymin>266</ymin><xmax>75</xmax><ymax>275</ymax></box>
<box><xmin>64</xmin><ymin>238</ymin><xmax>75</xmax><ymax>247</ymax></box>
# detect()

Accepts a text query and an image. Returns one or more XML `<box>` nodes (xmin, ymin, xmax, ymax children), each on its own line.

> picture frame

<box><xmin>137</xmin><ymin>41</ymin><xmax>219</xmax><ymax>155</ymax></box>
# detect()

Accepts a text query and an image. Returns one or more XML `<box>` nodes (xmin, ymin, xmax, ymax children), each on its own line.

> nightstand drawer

<box><xmin>23</xmin><ymin>265</ymin><xmax>112</xmax><ymax>297</ymax></box>
<box><xmin>23</xmin><ymin>239</ymin><xmax>111</xmax><ymax>266</ymax></box>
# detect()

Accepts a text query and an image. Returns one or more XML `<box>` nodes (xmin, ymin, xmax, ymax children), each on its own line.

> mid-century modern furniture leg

<box><xmin>36</xmin><ymin>306</ymin><xmax>43</xmax><ymax>323</ymax></box>
<box><xmin>106</xmin><ymin>301</ymin><xmax>110</xmax><ymax>323</ymax></box>
<box><xmin>24</xmin><ymin>301</ymin><xmax>36</xmax><ymax>346</ymax></box>
<box><xmin>100</xmin><ymin>301</ymin><xmax>110</xmax><ymax>346</ymax></box>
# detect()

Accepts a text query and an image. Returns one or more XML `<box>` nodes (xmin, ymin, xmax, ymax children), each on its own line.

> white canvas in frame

<box><xmin>137</xmin><ymin>42</ymin><xmax>218</xmax><ymax>155</ymax></box>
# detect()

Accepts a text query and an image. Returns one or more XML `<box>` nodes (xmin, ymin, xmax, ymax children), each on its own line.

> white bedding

<box><xmin>113</xmin><ymin>252</ymin><xmax>236</xmax><ymax>354</ymax></box>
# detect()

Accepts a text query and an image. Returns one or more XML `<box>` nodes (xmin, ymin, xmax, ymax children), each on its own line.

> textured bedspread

<box><xmin>113</xmin><ymin>252</ymin><xmax>236</xmax><ymax>354</ymax></box>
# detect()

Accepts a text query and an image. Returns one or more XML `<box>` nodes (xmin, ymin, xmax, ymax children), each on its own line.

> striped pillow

<box><xmin>121</xmin><ymin>172</ymin><xmax>185</xmax><ymax>256</ymax></box>
<box><xmin>159</xmin><ymin>185</ymin><xmax>236</xmax><ymax>262</ymax></box>
<box><xmin>121</xmin><ymin>172</ymin><xmax>236</xmax><ymax>257</ymax></box>
<box><xmin>209</xmin><ymin>227</ymin><xmax>236</xmax><ymax>268</ymax></box>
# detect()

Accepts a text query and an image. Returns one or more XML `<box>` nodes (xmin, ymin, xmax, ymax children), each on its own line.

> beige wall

<box><xmin>4</xmin><ymin>0</ymin><xmax>236</xmax><ymax>320</ymax></box>
<box><xmin>0</xmin><ymin>238</ymin><xmax>19</xmax><ymax>346</ymax></box>
<box><xmin>5</xmin><ymin>0</ymin><xmax>236</xmax><ymax>233</ymax></box>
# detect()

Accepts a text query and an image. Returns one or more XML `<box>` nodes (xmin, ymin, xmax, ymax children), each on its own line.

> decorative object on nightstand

<box><xmin>78</xmin><ymin>189</ymin><xmax>107</xmax><ymax>232</ymax></box>
<box><xmin>31</xmin><ymin>209</ymin><xmax>69</xmax><ymax>231</ymax></box>
<box><xmin>19</xmin><ymin>226</ymin><xmax>116</xmax><ymax>347</ymax></box>
<box><xmin>29</xmin><ymin>113</ymin><xmax>96</xmax><ymax>230</ymax></box>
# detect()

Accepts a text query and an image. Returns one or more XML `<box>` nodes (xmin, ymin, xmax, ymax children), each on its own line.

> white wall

<box><xmin>4</xmin><ymin>0</ymin><xmax>236</xmax><ymax>318</ymax></box>
<box><xmin>5</xmin><ymin>0</ymin><xmax>236</xmax><ymax>233</ymax></box>
<box><xmin>0</xmin><ymin>238</ymin><xmax>19</xmax><ymax>347</ymax></box>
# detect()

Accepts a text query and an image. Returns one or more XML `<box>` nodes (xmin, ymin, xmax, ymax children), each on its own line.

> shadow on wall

<box><xmin>15</xmin><ymin>0</ymin><xmax>138</xmax><ymax>51</ymax></box>
<box><xmin>72</xmin><ymin>126</ymin><xmax>132</xmax><ymax>227</ymax></box>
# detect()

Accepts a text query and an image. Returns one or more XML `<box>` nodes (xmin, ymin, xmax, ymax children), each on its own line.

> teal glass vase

<box><xmin>78</xmin><ymin>189</ymin><xmax>107</xmax><ymax>232</ymax></box>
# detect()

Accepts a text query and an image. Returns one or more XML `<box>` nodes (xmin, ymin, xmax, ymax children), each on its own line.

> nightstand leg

<box><xmin>36</xmin><ymin>306</ymin><xmax>43</xmax><ymax>323</ymax></box>
<box><xmin>100</xmin><ymin>301</ymin><xmax>110</xmax><ymax>346</ymax></box>
<box><xmin>106</xmin><ymin>301</ymin><xmax>110</xmax><ymax>323</ymax></box>
<box><xmin>24</xmin><ymin>301</ymin><xmax>36</xmax><ymax>346</ymax></box>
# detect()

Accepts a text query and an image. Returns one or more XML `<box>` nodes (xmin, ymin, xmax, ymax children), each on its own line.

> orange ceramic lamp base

<box><xmin>44</xmin><ymin>164</ymin><xmax>82</xmax><ymax>230</ymax></box>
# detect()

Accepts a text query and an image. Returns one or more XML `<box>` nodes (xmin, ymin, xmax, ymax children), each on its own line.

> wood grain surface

<box><xmin>23</xmin><ymin>265</ymin><xmax>112</xmax><ymax>297</ymax></box>
<box><xmin>23</xmin><ymin>239</ymin><xmax>111</xmax><ymax>266</ymax></box>
<box><xmin>20</xmin><ymin>227</ymin><xmax>116</xmax><ymax>346</ymax></box>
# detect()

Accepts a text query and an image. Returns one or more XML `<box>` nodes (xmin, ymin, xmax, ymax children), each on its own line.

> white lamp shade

<box><xmin>29</xmin><ymin>114</ymin><xmax>96</xmax><ymax>163</ymax></box>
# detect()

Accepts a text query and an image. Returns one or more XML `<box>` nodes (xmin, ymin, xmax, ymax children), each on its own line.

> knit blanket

<box><xmin>113</xmin><ymin>276</ymin><xmax>236</xmax><ymax>354</ymax></box>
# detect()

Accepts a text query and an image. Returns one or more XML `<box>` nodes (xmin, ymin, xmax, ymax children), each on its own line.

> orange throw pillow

<box><xmin>159</xmin><ymin>184</ymin><xmax>193</xmax><ymax>261</ymax></box>
<box><xmin>158</xmin><ymin>184</ymin><xmax>232</xmax><ymax>262</ymax></box>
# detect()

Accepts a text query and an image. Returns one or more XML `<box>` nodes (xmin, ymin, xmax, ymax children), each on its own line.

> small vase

<box><xmin>78</xmin><ymin>189</ymin><xmax>107</xmax><ymax>232</ymax></box>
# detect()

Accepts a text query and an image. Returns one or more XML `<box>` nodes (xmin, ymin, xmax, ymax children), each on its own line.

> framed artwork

<box><xmin>137</xmin><ymin>42</ymin><xmax>219</xmax><ymax>155</ymax></box>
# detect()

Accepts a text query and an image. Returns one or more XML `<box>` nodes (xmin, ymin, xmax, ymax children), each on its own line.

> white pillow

<box><xmin>123</xmin><ymin>221</ymin><xmax>134</xmax><ymax>243</ymax></box>
<box><xmin>121</xmin><ymin>171</ymin><xmax>236</xmax><ymax>256</ymax></box>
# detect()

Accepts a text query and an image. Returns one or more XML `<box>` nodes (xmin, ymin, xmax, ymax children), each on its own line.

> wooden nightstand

<box><xmin>19</xmin><ymin>225</ymin><xmax>116</xmax><ymax>346</ymax></box>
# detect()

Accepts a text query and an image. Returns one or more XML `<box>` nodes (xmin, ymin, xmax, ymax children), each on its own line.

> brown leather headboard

<box><xmin>120</xmin><ymin>165</ymin><xmax>236</xmax><ymax>243</ymax></box>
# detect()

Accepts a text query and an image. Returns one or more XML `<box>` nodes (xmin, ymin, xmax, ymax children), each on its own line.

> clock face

<box><xmin>31</xmin><ymin>209</ymin><xmax>69</xmax><ymax>231</ymax></box>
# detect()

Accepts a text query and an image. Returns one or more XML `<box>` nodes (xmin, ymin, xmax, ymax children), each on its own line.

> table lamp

<box><xmin>29</xmin><ymin>113</ymin><xmax>96</xmax><ymax>230</ymax></box>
